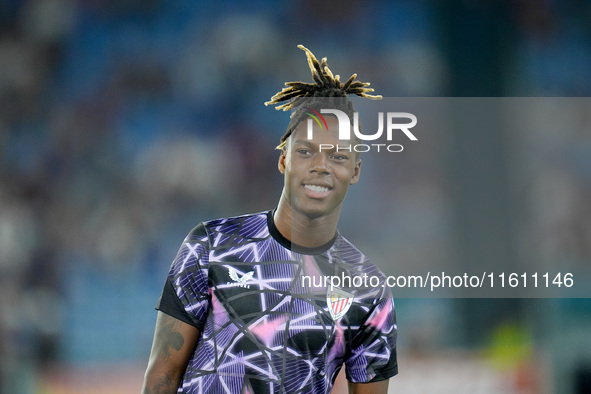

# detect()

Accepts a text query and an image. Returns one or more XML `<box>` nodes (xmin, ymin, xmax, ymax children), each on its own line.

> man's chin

<box><xmin>294</xmin><ymin>204</ymin><xmax>340</xmax><ymax>220</ymax></box>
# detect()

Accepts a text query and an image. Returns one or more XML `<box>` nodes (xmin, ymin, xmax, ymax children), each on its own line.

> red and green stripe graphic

<box><xmin>304</xmin><ymin>107</ymin><xmax>329</xmax><ymax>131</ymax></box>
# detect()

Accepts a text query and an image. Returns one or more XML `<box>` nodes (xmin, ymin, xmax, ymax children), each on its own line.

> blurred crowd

<box><xmin>0</xmin><ymin>0</ymin><xmax>590</xmax><ymax>393</ymax></box>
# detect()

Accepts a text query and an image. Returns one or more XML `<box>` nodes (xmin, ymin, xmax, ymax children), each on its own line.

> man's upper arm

<box><xmin>348</xmin><ymin>379</ymin><xmax>389</xmax><ymax>394</ymax></box>
<box><xmin>142</xmin><ymin>311</ymin><xmax>201</xmax><ymax>393</ymax></box>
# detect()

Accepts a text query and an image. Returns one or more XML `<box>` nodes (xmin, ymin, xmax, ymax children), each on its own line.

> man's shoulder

<box><xmin>333</xmin><ymin>233</ymin><xmax>388</xmax><ymax>277</ymax></box>
<box><xmin>204</xmin><ymin>210</ymin><xmax>269</xmax><ymax>228</ymax></box>
<box><xmin>333</xmin><ymin>233</ymin><xmax>367</xmax><ymax>262</ymax></box>
<box><xmin>186</xmin><ymin>211</ymin><xmax>271</xmax><ymax>243</ymax></box>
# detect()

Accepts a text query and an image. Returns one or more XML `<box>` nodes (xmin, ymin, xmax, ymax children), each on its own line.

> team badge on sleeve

<box><xmin>327</xmin><ymin>287</ymin><xmax>354</xmax><ymax>320</ymax></box>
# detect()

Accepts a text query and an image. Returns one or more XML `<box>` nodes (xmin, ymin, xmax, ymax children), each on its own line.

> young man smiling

<box><xmin>274</xmin><ymin>115</ymin><xmax>361</xmax><ymax>246</ymax></box>
<box><xmin>142</xmin><ymin>45</ymin><xmax>397</xmax><ymax>394</ymax></box>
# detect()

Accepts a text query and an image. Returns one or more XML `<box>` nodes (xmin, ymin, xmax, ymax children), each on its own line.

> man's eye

<box><xmin>297</xmin><ymin>149</ymin><xmax>312</xmax><ymax>155</ymax></box>
<box><xmin>331</xmin><ymin>154</ymin><xmax>348</xmax><ymax>160</ymax></box>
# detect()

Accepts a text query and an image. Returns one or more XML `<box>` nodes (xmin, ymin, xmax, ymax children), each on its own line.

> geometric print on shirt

<box><xmin>157</xmin><ymin>211</ymin><xmax>397</xmax><ymax>394</ymax></box>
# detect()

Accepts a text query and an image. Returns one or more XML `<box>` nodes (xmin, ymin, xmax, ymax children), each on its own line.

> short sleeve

<box><xmin>155</xmin><ymin>223</ymin><xmax>212</xmax><ymax>330</ymax></box>
<box><xmin>345</xmin><ymin>287</ymin><xmax>398</xmax><ymax>383</ymax></box>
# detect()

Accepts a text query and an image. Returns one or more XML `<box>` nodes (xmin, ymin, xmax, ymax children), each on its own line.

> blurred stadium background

<box><xmin>1</xmin><ymin>0</ymin><xmax>590</xmax><ymax>393</ymax></box>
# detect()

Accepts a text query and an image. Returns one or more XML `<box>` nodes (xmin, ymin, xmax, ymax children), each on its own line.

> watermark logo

<box><xmin>304</xmin><ymin>107</ymin><xmax>328</xmax><ymax>132</ymax></box>
<box><xmin>306</xmin><ymin>109</ymin><xmax>417</xmax><ymax>153</ymax></box>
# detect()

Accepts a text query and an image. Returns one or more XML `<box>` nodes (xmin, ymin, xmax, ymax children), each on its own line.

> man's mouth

<box><xmin>303</xmin><ymin>184</ymin><xmax>333</xmax><ymax>199</ymax></box>
<box><xmin>304</xmin><ymin>184</ymin><xmax>331</xmax><ymax>193</ymax></box>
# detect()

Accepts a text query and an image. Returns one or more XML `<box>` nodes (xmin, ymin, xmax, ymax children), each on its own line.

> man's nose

<box><xmin>310</xmin><ymin>153</ymin><xmax>330</xmax><ymax>174</ymax></box>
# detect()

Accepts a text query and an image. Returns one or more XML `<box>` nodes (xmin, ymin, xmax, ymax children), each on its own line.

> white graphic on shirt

<box><xmin>227</xmin><ymin>267</ymin><xmax>255</xmax><ymax>288</ymax></box>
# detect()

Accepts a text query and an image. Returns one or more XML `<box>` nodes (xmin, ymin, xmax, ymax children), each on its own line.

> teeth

<box><xmin>305</xmin><ymin>185</ymin><xmax>329</xmax><ymax>193</ymax></box>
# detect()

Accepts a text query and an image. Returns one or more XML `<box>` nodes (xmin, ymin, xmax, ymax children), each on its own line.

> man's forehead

<box><xmin>292</xmin><ymin>138</ymin><xmax>353</xmax><ymax>149</ymax></box>
<box><xmin>292</xmin><ymin>138</ymin><xmax>351</xmax><ymax>148</ymax></box>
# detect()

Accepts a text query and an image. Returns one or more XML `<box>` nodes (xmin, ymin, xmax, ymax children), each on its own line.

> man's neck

<box><xmin>273</xmin><ymin>196</ymin><xmax>340</xmax><ymax>249</ymax></box>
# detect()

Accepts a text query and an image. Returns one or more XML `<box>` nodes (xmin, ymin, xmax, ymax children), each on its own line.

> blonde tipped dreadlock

<box><xmin>265</xmin><ymin>45</ymin><xmax>382</xmax><ymax>111</ymax></box>
<box><xmin>265</xmin><ymin>45</ymin><xmax>382</xmax><ymax>149</ymax></box>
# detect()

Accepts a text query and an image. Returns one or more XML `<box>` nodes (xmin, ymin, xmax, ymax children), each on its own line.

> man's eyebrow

<box><xmin>293</xmin><ymin>139</ymin><xmax>315</xmax><ymax>147</ymax></box>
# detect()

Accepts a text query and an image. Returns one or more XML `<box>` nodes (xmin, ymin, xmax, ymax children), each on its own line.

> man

<box><xmin>142</xmin><ymin>45</ymin><xmax>397</xmax><ymax>394</ymax></box>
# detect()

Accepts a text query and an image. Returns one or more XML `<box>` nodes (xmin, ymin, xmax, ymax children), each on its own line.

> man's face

<box><xmin>278</xmin><ymin>116</ymin><xmax>361</xmax><ymax>219</ymax></box>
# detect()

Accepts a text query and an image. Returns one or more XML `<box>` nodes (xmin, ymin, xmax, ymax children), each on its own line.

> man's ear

<box><xmin>350</xmin><ymin>159</ymin><xmax>362</xmax><ymax>185</ymax></box>
<box><xmin>278</xmin><ymin>148</ymin><xmax>287</xmax><ymax>174</ymax></box>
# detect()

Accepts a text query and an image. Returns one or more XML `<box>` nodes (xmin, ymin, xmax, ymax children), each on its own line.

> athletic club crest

<box><xmin>327</xmin><ymin>286</ymin><xmax>354</xmax><ymax>320</ymax></box>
